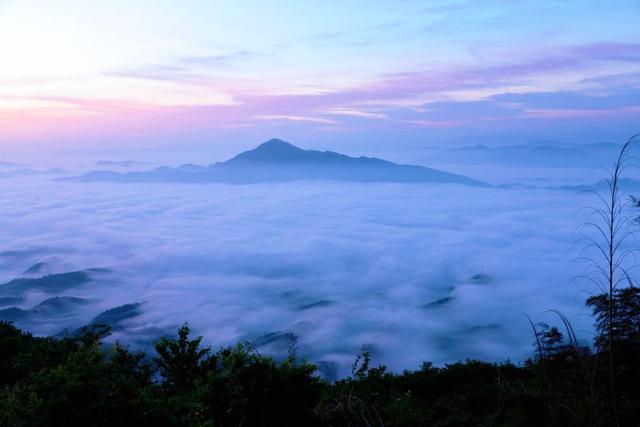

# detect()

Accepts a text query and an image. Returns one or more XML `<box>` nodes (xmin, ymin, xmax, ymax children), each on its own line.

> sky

<box><xmin>0</xmin><ymin>0</ymin><xmax>639</xmax><ymax>160</ymax></box>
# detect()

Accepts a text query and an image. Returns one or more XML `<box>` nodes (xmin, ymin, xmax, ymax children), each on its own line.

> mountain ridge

<box><xmin>430</xmin><ymin>140</ymin><xmax>622</xmax><ymax>168</ymax></box>
<box><xmin>72</xmin><ymin>138</ymin><xmax>488</xmax><ymax>186</ymax></box>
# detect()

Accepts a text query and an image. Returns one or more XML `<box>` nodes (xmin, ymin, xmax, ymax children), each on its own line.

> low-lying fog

<box><xmin>1</xmin><ymin>167</ymin><xmax>622</xmax><ymax>378</ymax></box>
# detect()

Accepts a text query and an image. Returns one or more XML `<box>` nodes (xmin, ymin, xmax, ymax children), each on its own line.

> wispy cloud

<box><xmin>106</xmin><ymin>51</ymin><xmax>266</xmax><ymax>83</ymax></box>
<box><xmin>325</xmin><ymin>109</ymin><xmax>388</xmax><ymax>119</ymax></box>
<box><xmin>255</xmin><ymin>114</ymin><xmax>339</xmax><ymax>125</ymax></box>
<box><xmin>106</xmin><ymin>65</ymin><xmax>202</xmax><ymax>83</ymax></box>
<box><xmin>3</xmin><ymin>41</ymin><xmax>639</xmax><ymax>145</ymax></box>
<box><xmin>492</xmin><ymin>86</ymin><xmax>640</xmax><ymax>110</ymax></box>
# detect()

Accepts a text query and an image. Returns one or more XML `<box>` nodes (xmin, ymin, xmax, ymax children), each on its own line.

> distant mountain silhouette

<box><xmin>430</xmin><ymin>140</ymin><xmax>621</xmax><ymax>168</ymax></box>
<box><xmin>0</xmin><ymin>269</ymin><xmax>109</xmax><ymax>296</ymax></box>
<box><xmin>73</xmin><ymin>138</ymin><xmax>488</xmax><ymax>186</ymax></box>
<box><xmin>0</xmin><ymin>296</ymin><xmax>25</xmax><ymax>308</ymax></box>
<box><xmin>58</xmin><ymin>303</ymin><xmax>143</xmax><ymax>338</ymax></box>
<box><xmin>23</xmin><ymin>262</ymin><xmax>50</xmax><ymax>275</ymax></box>
<box><xmin>0</xmin><ymin>168</ymin><xmax>68</xmax><ymax>178</ymax></box>
<box><xmin>0</xmin><ymin>296</ymin><xmax>90</xmax><ymax>322</ymax></box>
<box><xmin>0</xmin><ymin>161</ymin><xmax>21</xmax><ymax>168</ymax></box>
<box><xmin>87</xmin><ymin>303</ymin><xmax>142</xmax><ymax>331</ymax></box>
<box><xmin>95</xmin><ymin>160</ymin><xmax>152</xmax><ymax>168</ymax></box>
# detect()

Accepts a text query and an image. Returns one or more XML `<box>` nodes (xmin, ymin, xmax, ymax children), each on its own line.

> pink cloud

<box><xmin>2</xmin><ymin>42</ymin><xmax>639</xmax><ymax>145</ymax></box>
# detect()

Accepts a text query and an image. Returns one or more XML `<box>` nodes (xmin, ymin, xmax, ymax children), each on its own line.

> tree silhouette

<box><xmin>154</xmin><ymin>323</ymin><xmax>211</xmax><ymax>391</ymax></box>
<box><xmin>578</xmin><ymin>133</ymin><xmax>640</xmax><ymax>426</ymax></box>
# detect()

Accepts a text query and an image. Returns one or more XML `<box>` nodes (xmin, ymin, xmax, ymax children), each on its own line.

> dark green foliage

<box><xmin>0</xmin><ymin>322</ymin><xmax>325</xmax><ymax>426</ymax></box>
<box><xmin>0</xmin><ymin>322</ymin><xmax>76</xmax><ymax>389</ymax></box>
<box><xmin>587</xmin><ymin>287</ymin><xmax>640</xmax><ymax>350</ymax></box>
<box><xmin>155</xmin><ymin>323</ymin><xmax>211</xmax><ymax>392</ymax></box>
<box><xmin>196</xmin><ymin>344</ymin><xmax>324</xmax><ymax>426</ymax></box>
<box><xmin>2</xmin><ymin>305</ymin><xmax>640</xmax><ymax>426</ymax></box>
<box><xmin>0</xmin><ymin>323</ymin><xmax>157</xmax><ymax>427</ymax></box>
<box><xmin>318</xmin><ymin>355</ymin><xmax>546</xmax><ymax>427</ymax></box>
<box><xmin>587</xmin><ymin>287</ymin><xmax>640</xmax><ymax>425</ymax></box>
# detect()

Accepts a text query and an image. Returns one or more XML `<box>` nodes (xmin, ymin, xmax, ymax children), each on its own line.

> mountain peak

<box><xmin>254</xmin><ymin>138</ymin><xmax>301</xmax><ymax>152</ymax></box>
<box><xmin>262</xmin><ymin>138</ymin><xmax>293</xmax><ymax>146</ymax></box>
<box><xmin>227</xmin><ymin>138</ymin><xmax>306</xmax><ymax>163</ymax></box>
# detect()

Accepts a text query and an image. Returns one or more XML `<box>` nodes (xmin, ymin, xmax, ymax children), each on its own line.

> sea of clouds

<box><xmin>0</xmin><ymin>174</ymin><xmax>628</xmax><ymax>378</ymax></box>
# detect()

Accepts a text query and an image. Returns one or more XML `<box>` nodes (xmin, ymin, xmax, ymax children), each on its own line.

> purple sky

<box><xmin>0</xmin><ymin>0</ymin><xmax>639</xmax><ymax>161</ymax></box>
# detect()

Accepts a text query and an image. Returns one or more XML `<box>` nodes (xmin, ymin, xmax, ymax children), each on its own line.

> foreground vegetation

<box><xmin>0</xmin><ymin>285</ymin><xmax>639</xmax><ymax>426</ymax></box>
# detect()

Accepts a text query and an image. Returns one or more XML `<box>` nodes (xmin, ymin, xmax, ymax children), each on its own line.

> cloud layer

<box><xmin>0</xmin><ymin>175</ymin><xmax>606</xmax><ymax>377</ymax></box>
